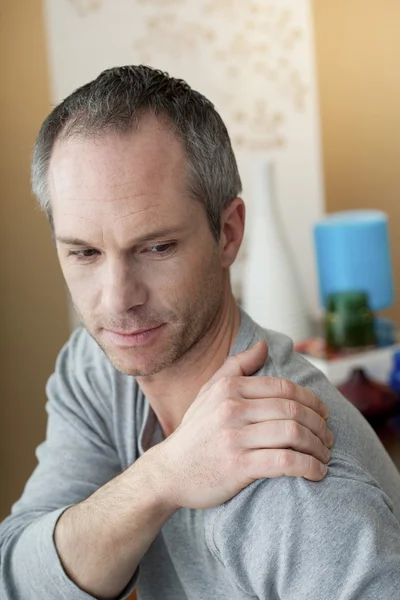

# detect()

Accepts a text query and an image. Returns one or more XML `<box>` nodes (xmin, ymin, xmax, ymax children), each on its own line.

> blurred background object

<box><xmin>313</xmin><ymin>209</ymin><xmax>394</xmax><ymax>352</ymax></box>
<box><xmin>325</xmin><ymin>291</ymin><xmax>376</xmax><ymax>350</ymax></box>
<box><xmin>2</xmin><ymin>0</ymin><xmax>400</xmax><ymax>519</ymax></box>
<box><xmin>314</xmin><ymin>211</ymin><xmax>394</xmax><ymax>313</ymax></box>
<box><xmin>242</xmin><ymin>159</ymin><xmax>312</xmax><ymax>343</ymax></box>
<box><xmin>304</xmin><ymin>207</ymin><xmax>398</xmax><ymax>429</ymax></box>
<box><xmin>337</xmin><ymin>367</ymin><xmax>399</xmax><ymax>426</ymax></box>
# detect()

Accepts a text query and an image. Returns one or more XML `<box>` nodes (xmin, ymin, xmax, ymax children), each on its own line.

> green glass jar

<box><xmin>325</xmin><ymin>291</ymin><xmax>376</xmax><ymax>349</ymax></box>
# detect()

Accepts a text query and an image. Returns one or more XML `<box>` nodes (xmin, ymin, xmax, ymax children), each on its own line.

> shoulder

<box><xmin>237</xmin><ymin>310</ymin><xmax>324</xmax><ymax>382</ymax></box>
<box><xmin>207</xmin><ymin>451</ymin><xmax>394</xmax><ymax>538</ymax></box>
<box><xmin>205</xmin><ymin>454</ymin><xmax>400</xmax><ymax>597</ymax></box>
<box><xmin>237</xmin><ymin>312</ymin><xmax>400</xmax><ymax>510</ymax></box>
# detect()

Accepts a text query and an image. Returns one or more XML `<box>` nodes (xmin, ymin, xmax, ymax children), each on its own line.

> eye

<box><xmin>141</xmin><ymin>242</ymin><xmax>176</xmax><ymax>256</ymax></box>
<box><xmin>68</xmin><ymin>249</ymin><xmax>100</xmax><ymax>261</ymax></box>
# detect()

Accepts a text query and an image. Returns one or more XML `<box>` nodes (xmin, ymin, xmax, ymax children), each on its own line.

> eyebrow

<box><xmin>55</xmin><ymin>227</ymin><xmax>184</xmax><ymax>248</ymax></box>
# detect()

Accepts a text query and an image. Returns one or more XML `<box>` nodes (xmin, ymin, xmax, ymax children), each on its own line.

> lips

<box><xmin>102</xmin><ymin>324</ymin><xmax>165</xmax><ymax>347</ymax></box>
<box><xmin>107</xmin><ymin>325</ymin><xmax>159</xmax><ymax>336</ymax></box>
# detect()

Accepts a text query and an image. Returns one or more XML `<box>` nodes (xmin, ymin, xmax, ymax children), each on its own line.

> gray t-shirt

<box><xmin>1</xmin><ymin>310</ymin><xmax>400</xmax><ymax>599</ymax></box>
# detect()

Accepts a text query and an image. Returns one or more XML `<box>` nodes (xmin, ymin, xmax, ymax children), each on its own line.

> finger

<box><xmin>208</xmin><ymin>341</ymin><xmax>269</xmax><ymax>385</ymax></box>
<box><xmin>241</xmin><ymin>421</ymin><xmax>331</xmax><ymax>465</ymax></box>
<box><xmin>237</xmin><ymin>376</ymin><xmax>329</xmax><ymax>420</ymax></box>
<box><xmin>243</xmin><ymin>448</ymin><xmax>329</xmax><ymax>482</ymax></box>
<box><xmin>242</xmin><ymin>398</ymin><xmax>334</xmax><ymax>448</ymax></box>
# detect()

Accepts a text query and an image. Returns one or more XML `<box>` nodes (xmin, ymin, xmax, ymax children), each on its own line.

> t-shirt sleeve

<box><xmin>207</xmin><ymin>453</ymin><xmax>400</xmax><ymax>599</ymax></box>
<box><xmin>0</xmin><ymin>329</ymin><xmax>138</xmax><ymax>600</ymax></box>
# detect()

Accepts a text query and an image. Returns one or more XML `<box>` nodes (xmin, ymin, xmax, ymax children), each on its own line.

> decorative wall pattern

<box><xmin>68</xmin><ymin>0</ymin><xmax>309</xmax><ymax>152</ymax></box>
<box><xmin>45</xmin><ymin>0</ymin><xmax>324</xmax><ymax>320</ymax></box>
<box><xmin>68</xmin><ymin>0</ymin><xmax>101</xmax><ymax>16</ymax></box>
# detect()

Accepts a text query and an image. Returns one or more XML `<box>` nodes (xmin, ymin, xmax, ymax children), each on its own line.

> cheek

<box><xmin>59</xmin><ymin>261</ymin><xmax>100</xmax><ymax>308</ymax></box>
<box><xmin>144</xmin><ymin>253</ymin><xmax>206</xmax><ymax>306</ymax></box>
<box><xmin>163</xmin><ymin>248</ymin><xmax>220</xmax><ymax>298</ymax></box>
<box><xmin>149</xmin><ymin>262</ymin><xmax>190</xmax><ymax>301</ymax></box>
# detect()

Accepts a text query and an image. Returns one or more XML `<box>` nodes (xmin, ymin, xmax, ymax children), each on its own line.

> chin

<box><xmin>102</xmin><ymin>344</ymin><xmax>177</xmax><ymax>377</ymax></box>
<box><xmin>113</xmin><ymin>358</ymin><xmax>172</xmax><ymax>377</ymax></box>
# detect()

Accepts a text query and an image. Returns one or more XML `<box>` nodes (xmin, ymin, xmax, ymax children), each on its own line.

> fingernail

<box><xmin>327</xmin><ymin>431</ymin><xmax>334</xmax><ymax>447</ymax></box>
<box><xmin>324</xmin><ymin>448</ymin><xmax>331</xmax><ymax>462</ymax></box>
<box><xmin>320</xmin><ymin>463</ymin><xmax>328</xmax><ymax>475</ymax></box>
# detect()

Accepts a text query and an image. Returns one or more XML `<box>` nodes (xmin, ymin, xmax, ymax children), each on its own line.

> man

<box><xmin>1</xmin><ymin>66</ymin><xmax>399</xmax><ymax>600</ymax></box>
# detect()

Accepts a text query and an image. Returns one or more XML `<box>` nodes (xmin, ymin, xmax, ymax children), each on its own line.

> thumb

<box><xmin>212</xmin><ymin>340</ymin><xmax>269</xmax><ymax>383</ymax></box>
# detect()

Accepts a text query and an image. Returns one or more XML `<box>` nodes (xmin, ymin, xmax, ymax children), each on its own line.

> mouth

<box><xmin>102</xmin><ymin>324</ymin><xmax>165</xmax><ymax>347</ymax></box>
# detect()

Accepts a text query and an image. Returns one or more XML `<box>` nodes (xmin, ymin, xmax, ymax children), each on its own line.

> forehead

<box><xmin>48</xmin><ymin>114</ymin><xmax>192</xmax><ymax>230</ymax></box>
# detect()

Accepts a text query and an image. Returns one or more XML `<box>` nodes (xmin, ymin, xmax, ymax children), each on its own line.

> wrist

<box><xmin>132</xmin><ymin>444</ymin><xmax>180</xmax><ymax>517</ymax></box>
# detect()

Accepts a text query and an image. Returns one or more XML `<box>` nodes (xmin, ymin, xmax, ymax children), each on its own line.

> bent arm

<box><xmin>0</xmin><ymin>331</ymin><xmax>175</xmax><ymax>600</ymax></box>
<box><xmin>54</xmin><ymin>449</ymin><xmax>176</xmax><ymax>599</ymax></box>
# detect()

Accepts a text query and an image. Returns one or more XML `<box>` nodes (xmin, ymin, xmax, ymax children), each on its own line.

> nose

<box><xmin>101</xmin><ymin>258</ymin><xmax>147</xmax><ymax>315</ymax></box>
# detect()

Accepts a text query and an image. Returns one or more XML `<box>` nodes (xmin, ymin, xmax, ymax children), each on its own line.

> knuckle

<box><xmin>312</xmin><ymin>394</ymin><xmax>324</xmax><ymax>414</ymax></box>
<box><xmin>226</xmin><ymin>355</ymin><xmax>241</xmax><ymax>371</ymax></box>
<box><xmin>218</xmin><ymin>398</ymin><xmax>240</xmax><ymax>422</ymax></box>
<box><xmin>303</xmin><ymin>454</ymin><xmax>313</xmax><ymax>474</ymax></box>
<box><xmin>287</xmin><ymin>399</ymin><xmax>301</xmax><ymax>420</ymax></box>
<box><xmin>226</xmin><ymin>449</ymin><xmax>244</xmax><ymax>477</ymax></box>
<box><xmin>277</xmin><ymin>449</ymin><xmax>294</xmax><ymax>471</ymax></box>
<box><xmin>224</xmin><ymin>454</ymin><xmax>237</xmax><ymax>476</ymax></box>
<box><xmin>286</xmin><ymin>420</ymin><xmax>302</xmax><ymax>441</ymax></box>
<box><xmin>220</xmin><ymin>428</ymin><xmax>242</xmax><ymax>457</ymax></box>
<box><xmin>277</xmin><ymin>378</ymin><xmax>295</xmax><ymax>399</ymax></box>
<box><xmin>220</xmin><ymin>427</ymin><xmax>236</xmax><ymax>445</ymax></box>
<box><xmin>216</xmin><ymin>376</ymin><xmax>229</xmax><ymax>395</ymax></box>
<box><xmin>217</xmin><ymin>376</ymin><xmax>236</xmax><ymax>397</ymax></box>
<box><xmin>318</xmin><ymin>416</ymin><xmax>327</xmax><ymax>436</ymax></box>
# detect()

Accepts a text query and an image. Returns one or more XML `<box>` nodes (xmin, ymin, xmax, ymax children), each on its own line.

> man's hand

<box><xmin>151</xmin><ymin>341</ymin><xmax>333</xmax><ymax>510</ymax></box>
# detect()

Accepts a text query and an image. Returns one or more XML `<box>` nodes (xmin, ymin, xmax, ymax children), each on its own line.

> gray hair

<box><xmin>31</xmin><ymin>65</ymin><xmax>242</xmax><ymax>239</ymax></box>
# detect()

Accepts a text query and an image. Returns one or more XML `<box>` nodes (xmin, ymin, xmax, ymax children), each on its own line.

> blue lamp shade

<box><xmin>314</xmin><ymin>210</ymin><xmax>394</xmax><ymax>311</ymax></box>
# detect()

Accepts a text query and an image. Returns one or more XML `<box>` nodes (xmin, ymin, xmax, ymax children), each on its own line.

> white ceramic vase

<box><xmin>242</xmin><ymin>159</ymin><xmax>312</xmax><ymax>343</ymax></box>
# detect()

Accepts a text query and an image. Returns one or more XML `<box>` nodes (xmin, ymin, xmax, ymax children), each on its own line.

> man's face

<box><xmin>49</xmin><ymin>115</ymin><xmax>225</xmax><ymax>376</ymax></box>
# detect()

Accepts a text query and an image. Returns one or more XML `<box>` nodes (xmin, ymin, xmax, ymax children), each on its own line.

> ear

<box><xmin>219</xmin><ymin>197</ymin><xmax>245</xmax><ymax>269</ymax></box>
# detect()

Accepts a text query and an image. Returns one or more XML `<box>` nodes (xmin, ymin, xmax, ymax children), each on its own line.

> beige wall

<box><xmin>0</xmin><ymin>1</ymin><xmax>69</xmax><ymax>519</ymax></box>
<box><xmin>313</xmin><ymin>0</ymin><xmax>400</xmax><ymax>322</ymax></box>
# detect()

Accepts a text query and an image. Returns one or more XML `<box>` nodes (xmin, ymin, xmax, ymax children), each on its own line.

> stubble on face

<box><xmin>73</xmin><ymin>243</ymin><xmax>224</xmax><ymax>377</ymax></box>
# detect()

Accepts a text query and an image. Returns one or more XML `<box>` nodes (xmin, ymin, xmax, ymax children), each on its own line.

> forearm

<box><xmin>54</xmin><ymin>448</ymin><xmax>177</xmax><ymax>600</ymax></box>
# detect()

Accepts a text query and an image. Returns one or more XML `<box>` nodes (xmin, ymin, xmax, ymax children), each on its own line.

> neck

<box><xmin>136</xmin><ymin>290</ymin><xmax>240</xmax><ymax>437</ymax></box>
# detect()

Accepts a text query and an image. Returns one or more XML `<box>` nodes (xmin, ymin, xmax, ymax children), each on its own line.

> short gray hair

<box><xmin>31</xmin><ymin>65</ymin><xmax>242</xmax><ymax>239</ymax></box>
